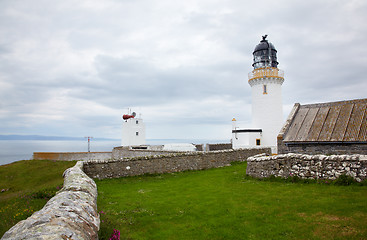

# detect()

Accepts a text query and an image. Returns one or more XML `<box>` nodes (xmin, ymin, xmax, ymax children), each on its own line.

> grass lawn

<box><xmin>0</xmin><ymin>160</ymin><xmax>77</xmax><ymax>237</ymax></box>
<box><xmin>96</xmin><ymin>162</ymin><xmax>367</xmax><ymax>240</ymax></box>
<box><xmin>1</xmin><ymin>160</ymin><xmax>366</xmax><ymax>239</ymax></box>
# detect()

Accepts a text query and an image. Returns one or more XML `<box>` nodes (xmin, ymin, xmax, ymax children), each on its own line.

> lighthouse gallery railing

<box><xmin>248</xmin><ymin>67</ymin><xmax>284</xmax><ymax>81</ymax></box>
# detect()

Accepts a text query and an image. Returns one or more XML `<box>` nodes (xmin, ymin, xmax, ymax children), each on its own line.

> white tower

<box><xmin>121</xmin><ymin>112</ymin><xmax>146</xmax><ymax>146</ymax></box>
<box><xmin>248</xmin><ymin>35</ymin><xmax>284</xmax><ymax>148</ymax></box>
<box><xmin>232</xmin><ymin>35</ymin><xmax>284</xmax><ymax>152</ymax></box>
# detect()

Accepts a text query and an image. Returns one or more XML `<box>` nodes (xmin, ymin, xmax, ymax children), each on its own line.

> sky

<box><xmin>0</xmin><ymin>0</ymin><xmax>366</xmax><ymax>141</ymax></box>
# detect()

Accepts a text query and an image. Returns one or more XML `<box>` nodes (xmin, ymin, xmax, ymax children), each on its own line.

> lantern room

<box><xmin>252</xmin><ymin>35</ymin><xmax>279</xmax><ymax>69</ymax></box>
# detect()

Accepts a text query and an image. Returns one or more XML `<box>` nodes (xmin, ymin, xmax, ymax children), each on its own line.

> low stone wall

<box><xmin>195</xmin><ymin>144</ymin><xmax>204</xmax><ymax>151</ymax></box>
<box><xmin>278</xmin><ymin>142</ymin><xmax>367</xmax><ymax>155</ymax></box>
<box><xmin>112</xmin><ymin>146</ymin><xmax>181</xmax><ymax>159</ymax></box>
<box><xmin>246</xmin><ymin>153</ymin><xmax>367</xmax><ymax>182</ymax></box>
<box><xmin>205</xmin><ymin>143</ymin><xmax>232</xmax><ymax>151</ymax></box>
<box><xmin>32</xmin><ymin>143</ymin><xmax>234</xmax><ymax>162</ymax></box>
<box><xmin>83</xmin><ymin>148</ymin><xmax>271</xmax><ymax>179</ymax></box>
<box><xmin>1</xmin><ymin>161</ymin><xmax>100</xmax><ymax>240</ymax></box>
<box><xmin>33</xmin><ymin>152</ymin><xmax>112</xmax><ymax>161</ymax></box>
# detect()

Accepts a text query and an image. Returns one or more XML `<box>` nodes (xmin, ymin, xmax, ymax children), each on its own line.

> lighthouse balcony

<box><xmin>248</xmin><ymin>67</ymin><xmax>284</xmax><ymax>82</ymax></box>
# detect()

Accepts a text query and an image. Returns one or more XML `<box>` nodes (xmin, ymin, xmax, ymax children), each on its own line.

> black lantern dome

<box><xmin>252</xmin><ymin>35</ymin><xmax>278</xmax><ymax>69</ymax></box>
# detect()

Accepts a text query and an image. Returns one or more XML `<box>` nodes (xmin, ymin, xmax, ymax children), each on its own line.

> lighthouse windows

<box><xmin>136</xmin><ymin>132</ymin><xmax>139</xmax><ymax>136</ymax></box>
<box><xmin>263</xmin><ymin>85</ymin><xmax>267</xmax><ymax>94</ymax></box>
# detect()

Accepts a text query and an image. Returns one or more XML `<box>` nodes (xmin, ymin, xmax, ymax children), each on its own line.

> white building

<box><xmin>232</xmin><ymin>35</ymin><xmax>284</xmax><ymax>153</ymax></box>
<box><xmin>121</xmin><ymin>112</ymin><xmax>146</xmax><ymax>146</ymax></box>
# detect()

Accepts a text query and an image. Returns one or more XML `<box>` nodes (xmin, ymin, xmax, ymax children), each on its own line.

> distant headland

<box><xmin>0</xmin><ymin>135</ymin><xmax>118</xmax><ymax>141</ymax></box>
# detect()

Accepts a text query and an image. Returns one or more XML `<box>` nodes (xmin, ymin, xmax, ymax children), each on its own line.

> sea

<box><xmin>0</xmin><ymin>139</ymin><xmax>228</xmax><ymax>166</ymax></box>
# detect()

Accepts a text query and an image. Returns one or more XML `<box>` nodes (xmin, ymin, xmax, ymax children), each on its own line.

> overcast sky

<box><xmin>0</xmin><ymin>0</ymin><xmax>366</xmax><ymax>141</ymax></box>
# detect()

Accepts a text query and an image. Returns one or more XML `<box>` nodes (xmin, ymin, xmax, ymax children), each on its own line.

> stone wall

<box><xmin>111</xmin><ymin>146</ymin><xmax>181</xmax><ymax>160</ymax></box>
<box><xmin>246</xmin><ymin>153</ymin><xmax>367</xmax><ymax>182</ymax></box>
<box><xmin>277</xmin><ymin>136</ymin><xmax>288</xmax><ymax>154</ymax></box>
<box><xmin>195</xmin><ymin>144</ymin><xmax>204</xmax><ymax>151</ymax></box>
<box><xmin>33</xmin><ymin>152</ymin><xmax>112</xmax><ymax>161</ymax></box>
<box><xmin>205</xmin><ymin>143</ymin><xmax>232</xmax><ymax>151</ymax></box>
<box><xmin>278</xmin><ymin>142</ymin><xmax>367</xmax><ymax>155</ymax></box>
<box><xmin>32</xmin><ymin>143</ymin><xmax>234</xmax><ymax>162</ymax></box>
<box><xmin>84</xmin><ymin>148</ymin><xmax>271</xmax><ymax>179</ymax></box>
<box><xmin>1</xmin><ymin>161</ymin><xmax>100</xmax><ymax>240</ymax></box>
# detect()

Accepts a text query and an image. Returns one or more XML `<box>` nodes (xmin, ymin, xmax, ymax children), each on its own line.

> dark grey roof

<box><xmin>282</xmin><ymin>98</ymin><xmax>367</xmax><ymax>143</ymax></box>
<box><xmin>253</xmin><ymin>41</ymin><xmax>277</xmax><ymax>53</ymax></box>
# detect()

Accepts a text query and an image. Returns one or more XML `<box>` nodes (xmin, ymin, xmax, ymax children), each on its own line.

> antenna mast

<box><xmin>84</xmin><ymin>136</ymin><xmax>93</xmax><ymax>152</ymax></box>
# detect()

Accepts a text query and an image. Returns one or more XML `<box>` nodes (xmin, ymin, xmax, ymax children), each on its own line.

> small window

<box><xmin>256</xmin><ymin>139</ymin><xmax>261</xmax><ymax>146</ymax></box>
<box><xmin>136</xmin><ymin>132</ymin><xmax>139</xmax><ymax>136</ymax></box>
<box><xmin>136</xmin><ymin>120</ymin><xmax>139</xmax><ymax>124</ymax></box>
<box><xmin>263</xmin><ymin>85</ymin><xmax>267</xmax><ymax>94</ymax></box>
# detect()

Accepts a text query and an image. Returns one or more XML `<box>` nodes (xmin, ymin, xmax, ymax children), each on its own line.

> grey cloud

<box><xmin>0</xmin><ymin>0</ymin><xmax>366</xmax><ymax>139</ymax></box>
<box><xmin>84</xmin><ymin>54</ymin><xmax>248</xmax><ymax>108</ymax></box>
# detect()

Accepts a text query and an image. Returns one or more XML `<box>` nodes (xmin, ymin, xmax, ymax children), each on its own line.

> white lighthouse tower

<box><xmin>232</xmin><ymin>35</ymin><xmax>284</xmax><ymax>152</ymax></box>
<box><xmin>249</xmin><ymin>35</ymin><xmax>284</xmax><ymax>147</ymax></box>
<box><xmin>121</xmin><ymin>112</ymin><xmax>146</xmax><ymax>146</ymax></box>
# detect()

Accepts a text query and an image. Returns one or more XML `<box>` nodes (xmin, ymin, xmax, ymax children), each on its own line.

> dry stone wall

<box><xmin>195</xmin><ymin>144</ymin><xmax>204</xmax><ymax>151</ymax></box>
<box><xmin>205</xmin><ymin>143</ymin><xmax>232</xmax><ymax>151</ymax></box>
<box><xmin>278</xmin><ymin>142</ymin><xmax>367</xmax><ymax>155</ymax></box>
<box><xmin>1</xmin><ymin>161</ymin><xmax>100</xmax><ymax>240</ymax></box>
<box><xmin>247</xmin><ymin>153</ymin><xmax>367</xmax><ymax>182</ymax></box>
<box><xmin>83</xmin><ymin>148</ymin><xmax>271</xmax><ymax>179</ymax></box>
<box><xmin>112</xmin><ymin>147</ymin><xmax>181</xmax><ymax>159</ymax></box>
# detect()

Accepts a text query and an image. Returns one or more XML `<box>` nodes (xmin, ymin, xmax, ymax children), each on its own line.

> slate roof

<box><xmin>282</xmin><ymin>98</ymin><xmax>367</xmax><ymax>143</ymax></box>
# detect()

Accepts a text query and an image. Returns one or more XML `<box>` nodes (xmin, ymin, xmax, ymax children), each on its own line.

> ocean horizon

<box><xmin>0</xmin><ymin>138</ymin><xmax>229</xmax><ymax>166</ymax></box>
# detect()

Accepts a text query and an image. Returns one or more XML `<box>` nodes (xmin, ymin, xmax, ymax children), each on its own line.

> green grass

<box><xmin>96</xmin><ymin>162</ymin><xmax>367</xmax><ymax>240</ymax></box>
<box><xmin>0</xmin><ymin>160</ymin><xmax>77</xmax><ymax>236</ymax></box>
<box><xmin>1</xmin><ymin>160</ymin><xmax>367</xmax><ymax>239</ymax></box>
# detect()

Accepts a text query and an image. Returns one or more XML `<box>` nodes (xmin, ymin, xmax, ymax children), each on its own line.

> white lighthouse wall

<box><xmin>251</xmin><ymin>78</ymin><xmax>283</xmax><ymax>148</ymax></box>
<box><xmin>121</xmin><ymin>118</ymin><xmax>146</xmax><ymax>146</ymax></box>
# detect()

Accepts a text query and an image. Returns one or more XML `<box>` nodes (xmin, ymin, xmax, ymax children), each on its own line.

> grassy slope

<box><xmin>96</xmin><ymin>162</ymin><xmax>367</xmax><ymax>240</ymax></box>
<box><xmin>1</xmin><ymin>160</ymin><xmax>366</xmax><ymax>239</ymax></box>
<box><xmin>0</xmin><ymin>160</ymin><xmax>76</xmax><ymax>237</ymax></box>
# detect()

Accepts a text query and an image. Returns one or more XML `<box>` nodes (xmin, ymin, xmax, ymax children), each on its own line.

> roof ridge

<box><xmin>302</xmin><ymin>98</ymin><xmax>367</xmax><ymax>108</ymax></box>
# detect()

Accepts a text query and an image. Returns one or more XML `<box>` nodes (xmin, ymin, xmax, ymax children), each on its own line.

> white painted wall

<box><xmin>232</xmin><ymin>130</ymin><xmax>262</xmax><ymax>149</ymax></box>
<box><xmin>121</xmin><ymin>117</ymin><xmax>146</xmax><ymax>146</ymax></box>
<box><xmin>250</xmin><ymin>78</ymin><xmax>284</xmax><ymax>148</ymax></box>
<box><xmin>232</xmin><ymin>118</ymin><xmax>263</xmax><ymax>149</ymax></box>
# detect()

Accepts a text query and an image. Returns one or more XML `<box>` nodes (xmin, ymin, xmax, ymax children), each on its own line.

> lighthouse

<box><xmin>232</xmin><ymin>35</ymin><xmax>284</xmax><ymax>152</ymax></box>
<box><xmin>121</xmin><ymin>111</ymin><xmax>146</xmax><ymax>146</ymax></box>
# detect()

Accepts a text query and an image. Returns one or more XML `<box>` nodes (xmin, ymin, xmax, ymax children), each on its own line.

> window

<box><xmin>136</xmin><ymin>120</ymin><xmax>139</xmax><ymax>124</ymax></box>
<box><xmin>136</xmin><ymin>132</ymin><xmax>139</xmax><ymax>136</ymax></box>
<box><xmin>263</xmin><ymin>85</ymin><xmax>267</xmax><ymax>94</ymax></box>
<box><xmin>256</xmin><ymin>139</ymin><xmax>261</xmax><ymax>146</ymax></box>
